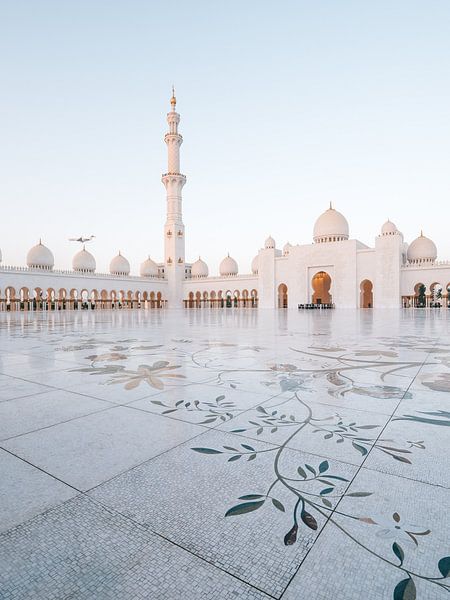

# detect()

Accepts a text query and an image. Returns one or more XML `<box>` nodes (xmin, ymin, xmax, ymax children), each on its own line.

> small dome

<box><xmin>313</xmin><ymin>204</ymin><xmax>349</xmax><ymax>243</ymax></box>
<box><xmin>110</xmin><ymin>251</ymin><xmax>130</xmax><ymax>275</ymax></box>
<box><xmin>251</xmin><ymin>255</ymin><xmax>259</xmax><ymax>274</ymax></box>
<box><xmin>407</xmin><ymin>232</ymin><xmax>437</xmax><ymax>264</ymax></box>
<box><xmin>220</xmin><ymin>254</ymin><xmax>238</xmax><ymax>276</ymax></box>
<box><xmin>191</xmin><ymin>257</ymin><xmax>209</xmax><ymax>278</ymax></box>
<box><xmin>265</xmin><ymin>235</ymin><xmax>275</xmax><ymax>249</ymax></box>
<box><xmin>72</xmin><ymin>247</ymin><xmax>96</xmax><ymax>273</ymax></box>
<box><xmin>26</xmin><ymin>240</ymin><xmax>54</xmax><ymax>270</ymax></box>
<box><xmin>283</xmin><ymin>242</ymin><xmax>291</xmax><ymax>256</ymax></box>
<box><xmin>381</xmin><ymin>220</ymin><xmax>398</xmax><ymax>235</ymax></box>
<box><xmin>140</xmin><ymin>256</ymin><xmax>158</xmax><ymax>277</ymax></box>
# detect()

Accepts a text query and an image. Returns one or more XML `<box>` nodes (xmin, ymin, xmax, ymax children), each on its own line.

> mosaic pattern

<box><xmin>0</xmin><ymin>309</ymin><xmax>449</xmax><ymax>599</ymax></box>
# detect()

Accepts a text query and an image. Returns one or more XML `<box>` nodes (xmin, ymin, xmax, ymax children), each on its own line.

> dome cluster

<box><xmin>11</xmin><ymin>208</ymin><xmax>440</xmax><ymax>281</ymax></box>
<box><xmin>20</xmin><ymin>241</ymin><xmax>162</xmax><ymax>277</ymax></box>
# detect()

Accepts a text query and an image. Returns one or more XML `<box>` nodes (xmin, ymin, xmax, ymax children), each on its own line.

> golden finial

<box><xmin>329</xmin><ymin>202</ymin><xmax>333</xmax><ymax>210</ymax></box>
<box><xmin>170</xmin><ymin>85</ymin><xmax>176</xmax><ymax>108</ymax></box>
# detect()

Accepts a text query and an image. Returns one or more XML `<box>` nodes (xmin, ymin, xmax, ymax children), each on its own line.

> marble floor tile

<box><xmin>2</xmin><ymin>406</ymin><xmax>205</xmax><ymax>491</ymax></box>
<box><xmin>0</xmin><ymin>495</ymin><xmax>270</xmax><ymax>599</ymax></box>
<box><xmin>0</xmin><ymin>389</ymin><xmax>111</xmax><ymax>440</ymax></box>
<box><xmin>0</xmin><ymin>374</ymin><xmax>52</xmax><ymax>402</ymax></box>
<box><xmin>363</xmin><ymin>409</ymin><xmax>450</xmax><ymax>488</ymax></box>
<box><xmin>0</xmin><ymin>448</ymin><xmax>77</xmax><ymax>533</ymax></box>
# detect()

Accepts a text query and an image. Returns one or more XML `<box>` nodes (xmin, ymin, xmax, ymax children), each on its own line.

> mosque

<box><xmin>1</xmin><ymin>91</ymin><xmax>450</xmax><ymax>311</ymax></box>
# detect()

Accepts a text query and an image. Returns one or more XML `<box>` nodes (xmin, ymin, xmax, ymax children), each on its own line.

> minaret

<box><xmin>162</xmin><ymin>87</ymin><xmax>186</xmax><ymax>307</ymax></box>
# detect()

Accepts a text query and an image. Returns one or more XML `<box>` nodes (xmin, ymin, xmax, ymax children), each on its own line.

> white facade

<box><xmin>1</xmin><ymin>94</ymin><xmax>450</xmax><ymax>311</ymax></box>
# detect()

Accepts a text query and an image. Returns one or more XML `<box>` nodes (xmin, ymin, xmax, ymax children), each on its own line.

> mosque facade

<box><xmin>1</xmin><ymin>92</ymin><xmax>450</xmax><ymax>311</ymax></box>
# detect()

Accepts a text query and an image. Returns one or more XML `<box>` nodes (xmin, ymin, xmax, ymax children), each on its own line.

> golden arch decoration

<box><xmin>311</xmin><ymin>272</ymin><xmax>332</xmax><ymax>305</ymax></box>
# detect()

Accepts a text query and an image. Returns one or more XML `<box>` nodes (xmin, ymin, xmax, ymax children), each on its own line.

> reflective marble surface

<box><xmin>0</xmin><ymin>309</ymin><xmax>449</xmax><ymax>599</ymax></box>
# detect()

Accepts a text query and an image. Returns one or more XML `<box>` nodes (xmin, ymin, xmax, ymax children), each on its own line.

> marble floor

<box><xmin>0</xmin><ymin>308</ymin><xmax>449</xmax><ymax>599</ymax></box>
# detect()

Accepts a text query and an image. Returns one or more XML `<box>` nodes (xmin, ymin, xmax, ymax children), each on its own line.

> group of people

<box><xmin>298</xmin><ymin>303</ymin><xmax>335</xmax><ymax>310</ymax></box>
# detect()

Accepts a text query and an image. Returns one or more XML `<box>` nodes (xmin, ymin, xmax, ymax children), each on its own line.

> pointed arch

<box><xmin>360</xmin><ymin>280</ymin><xmax>373</xmax><ymax>308</ymax></box>
<box><xmin>278</xmin><ymin>283</ymin><xmax>288</xmax><ymax>308</ymax></box>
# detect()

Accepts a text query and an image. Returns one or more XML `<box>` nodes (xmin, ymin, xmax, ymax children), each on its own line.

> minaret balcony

<box><xmin>161</xmin><ymin>173</ymin><xmax>187</xmax><ymax>187</ymax></box>
<box><xmin>164</xmin><ymin>133</ymin><xmax>183</xmax><ymax>143</ymax></box>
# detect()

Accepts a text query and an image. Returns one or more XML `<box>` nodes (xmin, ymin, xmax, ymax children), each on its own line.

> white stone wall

<box><xmin>271</xmin><ymin>240</ymin><xmax>363</xmax><ymax>308</ymax></box>
<box><xmin>400</xmin><ymin>264</ymin><xmax>450</xmax><ymax>296</ymax></box>
<box><xmin>356</xmin><ymin>248</ymin><xmax>376</xmax><ymax>307</ymax></box>
<box><xmin>0</xmin><ymin>268</ymin><xmax>167</xmax><ymax>299</ymax></box>
<box><xmin>258</xmin><ymin>248</ymin><xmax>277</xmax><ymax>308</ymax></box>
<box><xmin>374</xmin><ymin>234</ymin><xmax>403</xmax><ymax>308</ymax></box>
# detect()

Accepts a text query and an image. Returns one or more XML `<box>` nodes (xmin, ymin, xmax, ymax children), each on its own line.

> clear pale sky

<box><xmin>1</xmin><ymin>0</ymin><xmax>449</xmax><ymax>274</ymax></box>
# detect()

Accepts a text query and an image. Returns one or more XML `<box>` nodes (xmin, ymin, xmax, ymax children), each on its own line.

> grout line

<box><xmin>0</xmin><ymin>446</ymin><xmax>83</xmax><ymax>494</ymax></box>
<box><xmin>0</xmin><ymin>387</ymin><xmax>59</xmax><ymax>404</ymax></box>
<box><xmin>0</xmin><ymin>402</ymin><xmax>120</xmax><ymax>442</ymax></box>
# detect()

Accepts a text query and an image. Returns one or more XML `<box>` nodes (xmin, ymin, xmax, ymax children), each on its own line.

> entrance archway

<box><xmin>360</xmin><ymin>279</ymin><xmax>373</xmax><ymax>308</ymax></box>
<box><xmin>430</xmin><ymin>282</ymin><xmax>443</xmax><ymax>307</ymax></box>
<box><xmin>312</xmin><ymin>271</ymin><xmax>332</xmax><ymax>304</ymax></box>
<box><xmin>414</xmin><ymin>283</ymin><xmax>426</xmax><ymax>308</ymax></box>
<box><xmin>278</xmin><ymin>283</ymin><xmax>288</xmax><ymax>308</ymax></box>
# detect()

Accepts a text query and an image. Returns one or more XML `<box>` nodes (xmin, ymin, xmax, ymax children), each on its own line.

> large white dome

<box><xmin>110</xmin><ymin>251</ymin><xmax>130</xmax><ymax>275</ymax></box>
<box><xmin>220</xmin><ymin>254</ymin><xmax>238</xmax><ymax>276</ymax></box>
<box><xmin>313</xmin><ymin>205</ymin><xmax>349</xmax><ymax>243</ymax></box>
<box><xmin>72</xmin><ymin>247</ymin><xmax>96</xmax><ymax>273</ymax></box>
<box><xmin>191</xmin><ymin>257</ymin><xmax>209</xmax><ymax>278</ymax></box>
<box><xmin>407</xmin><ymin>232</ymin><xmax>437</xmax><ymax>264</ymax></box>
<box><xmin>140</xmin><ymin>256</ymin><xmax>158</xmax><ymax>277</ymax></box>
<box><xmin>251</xmin><ymin>255</ymin><xmax>259</xmax><ymax>274</ymax></box>
<box><xmin>26</xmin><ymin>240</ymin><xmax>54</xmax><ymax>270</ymax></box>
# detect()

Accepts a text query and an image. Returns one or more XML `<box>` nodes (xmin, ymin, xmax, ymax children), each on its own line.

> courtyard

<box><xmin>0</xmin><ymin>308</ymin><xmax>449</xmax><ymax>599</ymax></box>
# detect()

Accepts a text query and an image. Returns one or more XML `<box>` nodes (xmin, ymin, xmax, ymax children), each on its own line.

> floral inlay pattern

<box><xmin>46</xmin><ymin>327</ymin><xmax>450</xmax><ymax>598</ymax></box>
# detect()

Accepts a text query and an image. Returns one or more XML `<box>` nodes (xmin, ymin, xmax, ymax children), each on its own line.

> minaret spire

<box><xmin>162</xmin><ymin>87</ymin><xmax>187</xmax><ymax>307</ymax></box>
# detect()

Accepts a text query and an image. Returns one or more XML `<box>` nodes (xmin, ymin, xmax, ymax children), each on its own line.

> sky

<box><xmin>1</xmin><ymin>0</ymin><xmax>449</xmax><ymax>275</ymax></box>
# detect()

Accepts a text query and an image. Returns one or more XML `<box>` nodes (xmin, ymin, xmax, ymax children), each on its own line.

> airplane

<box><xmin>69</xmin><ymin>235</ymin><xmax>96</xmax><ymax>243</ymax></box>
